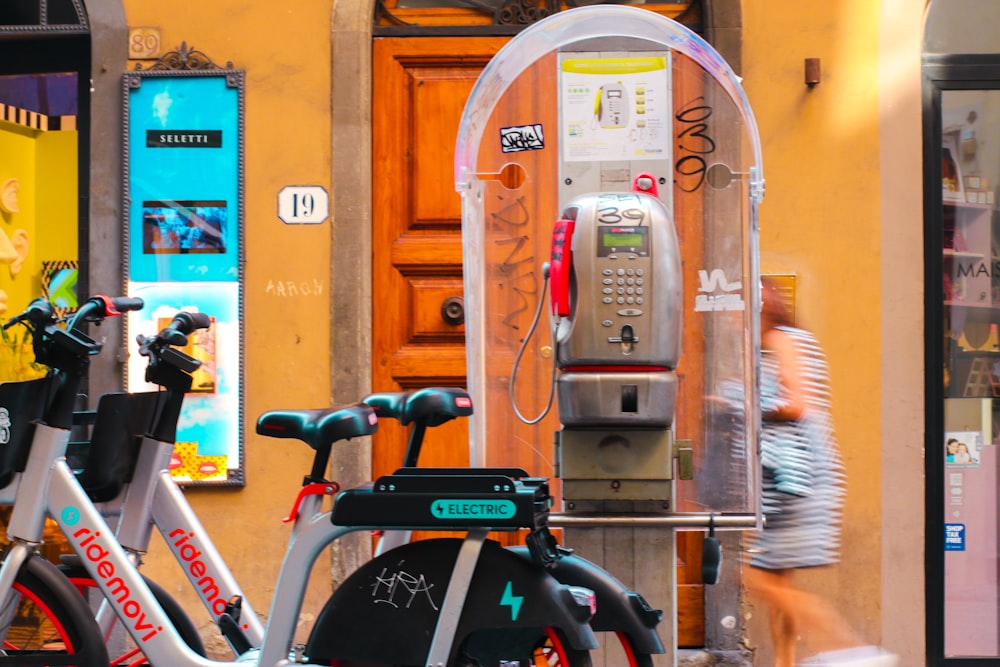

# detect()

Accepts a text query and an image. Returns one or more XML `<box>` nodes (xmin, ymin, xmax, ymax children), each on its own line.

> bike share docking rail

<box><xmin>549</xmin><ymin>512</ymin><xmax>758</xmax><ymax>529</ymax></box>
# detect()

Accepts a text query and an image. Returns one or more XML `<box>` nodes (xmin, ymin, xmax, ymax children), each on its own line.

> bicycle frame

<box><xmin>98</xmin><ymin>428</ymin><xmax>267</xmax><ymax>649</ymax></box>
<box><xmin>0</xmin><ymin>300</ymin><xmax>599</xmax><ymax>666</ymax></box>
<box><xmin>0</xmin><ymin>419</ymin><xmax>217</xmax><ymax>666</ymax></box>
<box><xmin>82</xmin><ymin>386</ymin><xmax>660</xmax><ymax>662</ymax></box>
<box><xmin>2</xmin><ymin>420</ymin><xmax>583</xmax><ymax>667</ymax></box>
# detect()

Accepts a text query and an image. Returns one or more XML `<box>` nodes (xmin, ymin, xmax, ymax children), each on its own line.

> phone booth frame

<box><xmin>455</xmin><ymin>6</ymin><xmax>764</xmax><ymax>663</ymax></box>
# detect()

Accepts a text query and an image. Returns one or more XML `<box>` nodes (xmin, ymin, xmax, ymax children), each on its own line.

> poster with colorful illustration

<box><xmin>124</xmin><ymin>70</ymin><xmax>243</xmax><ymax>485</ymax></box>
<box><xmin>126</xmin><ymin>281</ymin><xmax>241</xmax><ymax>485</ymax></box>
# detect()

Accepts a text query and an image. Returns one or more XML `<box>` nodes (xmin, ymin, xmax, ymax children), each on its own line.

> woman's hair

<box><xmin>761</xmin><ymin>277</ymin><xmax>793</xmax><ymax>327</ymax></box>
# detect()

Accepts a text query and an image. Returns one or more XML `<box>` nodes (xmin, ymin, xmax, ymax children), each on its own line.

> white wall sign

<box><xmin>278</xmin><ymin>185</ymin><xmax>329</xmax><ymax>224</ymax></box>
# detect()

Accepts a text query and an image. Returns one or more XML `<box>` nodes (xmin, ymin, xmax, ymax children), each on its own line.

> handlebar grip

<box><xmin>67</xmin><ymin>295</ymin><xmax>143</xmax><ymax>332</ymax></box>
<box><xmin>175</xmin><ymin>311</ymin><xmax>212</xmax><ymax>333</ymax></box>
<box><xmin>108</xmin><ymin>296</ymin><xmax>144</xmax><ymax>314</ymax></box>
<box><xmin>3</xmin><ymin>297</ymin><xmax>53</xmax><ymax>329</ymax></box>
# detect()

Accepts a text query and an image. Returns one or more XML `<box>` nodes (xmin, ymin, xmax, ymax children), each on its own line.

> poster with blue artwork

<box><xmin>125</xmin><ymin>69</ymin><xmax>244</xmax><ymax>486</ymax></box>
<box><xmin>127</xmin><ymin>73</ymin><xmax>241</xmax><ymax>282</ymax></box>
<box><xmin>126</xmin><ymin>281</ymin><xmax>241</xmax><ymax>485</ymax></box>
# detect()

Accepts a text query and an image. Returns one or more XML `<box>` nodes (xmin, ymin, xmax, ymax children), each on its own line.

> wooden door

<box><xmin>372</xmin><ymin>36</ymin><xmax>500</xmax><ymax>476</ymax></box>
<box><xmin>371</xmin><ymin>35</ymin><xmax>705</xmax><ymax>647</ymax></box>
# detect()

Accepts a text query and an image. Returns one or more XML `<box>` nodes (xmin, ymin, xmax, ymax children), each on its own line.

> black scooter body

<box><xmin>306</xmin><ymin>537</ymin><xmax>597</xmax><ymax>664</ymax></box>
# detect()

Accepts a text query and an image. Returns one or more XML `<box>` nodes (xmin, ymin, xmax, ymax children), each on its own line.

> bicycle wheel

<box><xmin>610</xmin><ymin>630</ymin><xmax>655</xmax><ymax>667</ymax></box>
<box><xmin>327</xmin><ymin>627</ymin><xmax>592</xmax><ymax>666</ymax></box>
<box><xmin>60</xmin><ymin>564</ymin><xmax>206</xmax><ymax>665</ymax></box>
<box><xmin>0</xmin><ymin>554</ymin><xmax>109</xmax><ymax>666</ymax></box>
<box><xmin>455</xmin><ymin>625</ymin><xmax>593</xmax><ymax>667</ymax></box>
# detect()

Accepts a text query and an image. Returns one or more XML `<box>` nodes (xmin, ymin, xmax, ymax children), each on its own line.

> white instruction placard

<box><xmin>559</xmin><ymin>55</ymin><xmax>671</xmax><ymax>162</ymax></box>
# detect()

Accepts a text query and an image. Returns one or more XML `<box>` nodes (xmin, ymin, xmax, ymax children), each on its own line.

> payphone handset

<box><xmin>549</xmin><ymin>174</ymin><xmax>682</xmax><ymax>371</ymax></box>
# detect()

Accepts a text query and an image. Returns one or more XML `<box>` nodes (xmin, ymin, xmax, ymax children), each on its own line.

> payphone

<box><xmin>550</xmin><ymin>175</ymin><xmax>681</xmax><ymax>426</ymax></box>
<box><xmin>549</xmin><ymin>174</ymin><xmax>683</xmax><ymax>501</ymax></box>
<box><xmin>455</xmin><ymin>5</ymin><xmax>764</xmax><ymax>665</ymax></box>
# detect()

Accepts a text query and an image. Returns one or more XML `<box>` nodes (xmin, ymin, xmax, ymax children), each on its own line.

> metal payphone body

<box><xmin>455</xmin><ymin>6</ymin><xmax>764</xmax><ymax>665</ymax></box>
<box><xmin>551</xmin><ymin>181</ymin><xmax>683</xmax><ymax>501</ymax></box>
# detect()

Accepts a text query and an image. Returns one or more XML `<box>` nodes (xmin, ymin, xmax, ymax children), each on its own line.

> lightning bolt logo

<box><xmin>500</xmin><ymin>581</ymin><xmax>523</xmax><ymax>621</ymax></box>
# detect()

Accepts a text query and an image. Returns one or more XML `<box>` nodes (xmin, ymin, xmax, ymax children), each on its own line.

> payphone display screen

<box><xmin>597</xmin><ymin>226</ymin><xmax>648</xmax><ymax>256</ymax></box>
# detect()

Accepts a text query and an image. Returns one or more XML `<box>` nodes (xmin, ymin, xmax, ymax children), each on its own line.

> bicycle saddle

<box><xmin>256</xmin><ymin>403</ymin><xmax>377</xmax><ymax>450</ymax></box>
<box><xmin>363</xmin><ymin>387</ymin><xmax>472</xmax><ymax>426</ymax></box>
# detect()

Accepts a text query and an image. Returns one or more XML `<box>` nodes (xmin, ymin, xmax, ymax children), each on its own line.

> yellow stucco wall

<box><xmin>119</xmin><ymin>1</ymin><xmax>335</xmax><ymax>652</ymax></box>
<box><xmin>743</xmin><ymin>0</ymin><xmax>886</xmax><ymax>661</ymax></box>
<box><xmin>104</xmin><ymin>0</ymin><xmax>927</xmax><ymax>662</ymax></box>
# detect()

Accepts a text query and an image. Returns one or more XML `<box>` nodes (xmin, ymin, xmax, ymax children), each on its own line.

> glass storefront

<box><xmin>926</xmin><ymin>5</ymin><xmax>1000</xmax><ymax>656</ymax></box>
<box><xmin>0</xmin><ymin>2</ymin><xmax>88</xmax><ymax>565</ymax></box>
<box><xmin>0</xmin><ymin>72</ymin><xmax>79</xmax><ymax>382</ymax></box>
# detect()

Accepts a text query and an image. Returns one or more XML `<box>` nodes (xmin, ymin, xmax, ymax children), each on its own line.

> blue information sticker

<box><xmin>945</xmin><ymin>523</ymin><xmax>966</xmax><ymax>551</ymax></box>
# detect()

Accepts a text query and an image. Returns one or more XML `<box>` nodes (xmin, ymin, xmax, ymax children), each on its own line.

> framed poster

<box><xmin>559</xmin><ymin>54</ymin><xmax>670</xmax><ymax>162</ymax></box>
<box><xmin>126</xmin><ymin>282</ymin><xmax>241</xmax><ymax>484</ymax></box>
<box><xmin>123</xmin><ymin>68</ymin><xmax>244</xmax><ymax>486</ymax></box>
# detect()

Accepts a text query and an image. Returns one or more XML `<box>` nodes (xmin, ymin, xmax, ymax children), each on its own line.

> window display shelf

<box><xmin>944</xmin><ymin>199</ymin><xmax>998</xmax><ymax>307</ymax></box>
<box><xmin>944</xmin><ymin>249</ymin><xmax>985</xmax><ymax>258</ymax></box>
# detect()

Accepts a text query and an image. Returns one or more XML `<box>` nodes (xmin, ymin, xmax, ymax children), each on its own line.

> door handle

<box><xmin>441</xmin><ymin>296</ymin><xmax>464</xmax><ymax>326</ymax></box>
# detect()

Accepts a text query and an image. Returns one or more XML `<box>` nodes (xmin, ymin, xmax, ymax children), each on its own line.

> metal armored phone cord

<box><xmin>510</xmin><ymin>262</ymin><xmax>559</xmax><ymax>425</ymax></box>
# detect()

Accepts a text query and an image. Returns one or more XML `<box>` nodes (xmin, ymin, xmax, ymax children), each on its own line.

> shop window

<box><xmin>0</xmin><ymin>71</ymin><xmax>80</xmax><ymax>380</ymax></box>
<box><xmin>0</xmin><ymin>0</ymin><xmax>89</xmax><ymax>569</ymax></box>
<box><xmin>925</xmin><ymin>1</ymin><xmax>1000</xmax><ymax>663</ymax></box>
<box><xmin>0</xmin><ymin>0</ymin><xmax>89</xmax><ymax>384</ymax></box>
<box><xmin>0</xmin><ymin>0</ymin><xmax>87</xmax><ymax>31</ymax></box>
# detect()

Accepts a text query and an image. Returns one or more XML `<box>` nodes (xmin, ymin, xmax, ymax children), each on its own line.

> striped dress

<box><xmin>748</xmin><ymin>325</ymin><xmax>847</xmax><ymax>570</ymax></box>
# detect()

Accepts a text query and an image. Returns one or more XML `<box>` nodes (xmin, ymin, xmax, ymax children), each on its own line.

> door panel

<box><xmin>372</xmin><ymin>37</ymin><xmax>489</xmax><ymax>478</ymax></box>
<box><xmin>372</xmin><ymin>35</ymin><xmax>705</xmax><ymax>647</ymax></box>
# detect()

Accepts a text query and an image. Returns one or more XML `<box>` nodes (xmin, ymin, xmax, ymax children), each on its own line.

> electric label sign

<box><xmin>431</xmin><ymin>500</ymin><xmax>516</xmax><ymax>519</ymax></box>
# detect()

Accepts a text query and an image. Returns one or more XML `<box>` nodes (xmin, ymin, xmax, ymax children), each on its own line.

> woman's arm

<box><xmin>763</xmin><ymin>328</ymin><xmax>808</xmax><ymax>421</ymax></box>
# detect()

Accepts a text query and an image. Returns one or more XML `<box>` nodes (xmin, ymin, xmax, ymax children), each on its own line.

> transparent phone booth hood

<box><xmin>455</xmin><ymin>6</ymin><xmax>763</xmax><ymax>661</ymax></box>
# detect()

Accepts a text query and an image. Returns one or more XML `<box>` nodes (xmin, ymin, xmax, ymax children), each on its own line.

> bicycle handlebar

<box><xmin>1</xmin><ymin>294</ymin><xmax>143</xmax><ymax>428</ymax></box>
<box><xmin>136</xmin><ymin>311</ymin><xmax>212</xmax><ymax>390</ymax></box>
<box><xmin>3</xmin><ymin>295</ymin><xmax>143</xmax><ymax>371</ymax></box>
<box><xmin>94</xmin><ymin>295</ymin><xmax>145</xmax><ymax>318</ymax></box>
<box><xmin>5</xmin><ymin>294</ymin><xmax>143</xmax><ymax>329</ymax></box>
<box><xmin>66</xmin><ymin>295</ymin><xmax>143</xmax><ymax>334</ymax></box>
<box><xmin>2</xmin><ymin>297</ymin><xmax>54</xmax><ymax>331</ymax></box>
<box><xmin>137</xmin><ymin>311</ymin><xmax>211</xmax><ymax>357</ymax></box>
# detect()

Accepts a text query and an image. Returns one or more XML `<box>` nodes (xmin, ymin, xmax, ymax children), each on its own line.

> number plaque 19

<box><xmin>278</xmin><ymin>186</ymin><xmax>329</xmax><ymax>224</ymax></box>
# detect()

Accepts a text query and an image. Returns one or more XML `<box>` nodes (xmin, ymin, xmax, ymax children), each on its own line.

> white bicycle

<box><xmin>0</xmin><ymin>296</ymin><xmax>599</xmax><ymax>666</ymax></box>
